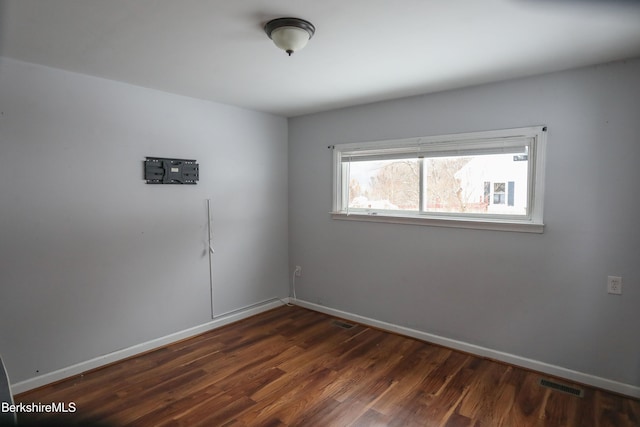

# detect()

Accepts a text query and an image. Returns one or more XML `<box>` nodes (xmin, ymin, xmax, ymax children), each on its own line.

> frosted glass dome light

<box><xmin>264</xmin><ymin>18</ymin><xmax>315</xmax><ymax>56</ymax></box>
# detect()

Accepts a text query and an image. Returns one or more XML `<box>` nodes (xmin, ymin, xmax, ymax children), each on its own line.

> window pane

<box><xmin>493</xmin><ymin>182</ymin><xmax>505</xmax><ymax>205</ymax></box>
<box><xmin>347</xmin><ymin>159</ymin><xmax>419</xmax><ymax>211</ymax></box>
<box><xmin>424</xmin><ymin>153</ymin><xmax>528</xmax><ymax>215</ymax></box>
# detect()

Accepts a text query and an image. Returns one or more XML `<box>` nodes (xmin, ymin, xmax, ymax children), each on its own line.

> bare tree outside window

<box><xmin>348</xmin><ymin>159</ymin><xmax>419</xmax><ymax>210</ymax></box>
<box><xmin>424</xmin><ymin>157</ymin><xmax>473</xmax><ymax>213</ymax></box>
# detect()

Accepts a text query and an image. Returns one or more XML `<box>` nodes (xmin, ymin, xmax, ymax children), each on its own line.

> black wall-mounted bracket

<box><xmin>144</xmin><ymin>157</ymin><xmax>199</xmax><ymax>184</ymax></box>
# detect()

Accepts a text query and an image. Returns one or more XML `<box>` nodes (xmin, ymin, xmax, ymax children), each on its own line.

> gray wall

<box><xmin>0</xmin><ymin>58</ymin><xmax>289</xmax><ymax>383</ymax></box>
<box><xmin>289</xmin><ymin>59</ymin><xmax>640</xmax><ymax>388</ymax></box>
<box><xmin>2</xmin><ymin>54</ymin><xmax>638</xmax><ymax>391</ymax></box>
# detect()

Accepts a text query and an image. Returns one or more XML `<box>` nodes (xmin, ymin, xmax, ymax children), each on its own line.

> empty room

<box><xmin>1</xmin><ymin>1</ymin><xmax>639</xmax><ymax>426</ymax></box>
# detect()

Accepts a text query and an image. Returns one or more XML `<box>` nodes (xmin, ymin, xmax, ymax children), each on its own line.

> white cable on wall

<box><xmin>206</xmin><ymin>199</ymin><xmax>215</xmax><ymax>319</ymax></box>
<box><xmin>291</xmin><ymin>269</ymin><xmax>297</xmax><ymax>301</ymax></box>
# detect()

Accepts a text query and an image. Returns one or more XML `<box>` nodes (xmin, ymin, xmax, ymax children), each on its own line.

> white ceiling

<box><xmin>1</xmin><ymin>0</ymin><xmax>640</xmax><ymax>117</ymax></box>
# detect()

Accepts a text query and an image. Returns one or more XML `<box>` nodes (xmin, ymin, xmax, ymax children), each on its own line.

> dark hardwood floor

<box><xmin>15</xmin><ymin>305</ymin><xmax>640</xmax><ymax>426</ymax></box>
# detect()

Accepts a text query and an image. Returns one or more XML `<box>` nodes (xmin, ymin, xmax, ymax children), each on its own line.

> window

<box><xmin>331</xmin><ymin>126</ymin><xmax>547</xmax><ymax>233</ymax></box>
<box><xmin>493</xmin><ymin>183</ymin><xmax>505</xmax><ymax>205</ymax></box>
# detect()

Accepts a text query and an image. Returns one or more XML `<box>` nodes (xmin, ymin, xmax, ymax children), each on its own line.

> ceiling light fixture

<box><xmin>264</xmin><ymin>17</ymin><xmax>315</xmax><ymax>56</ymax></box>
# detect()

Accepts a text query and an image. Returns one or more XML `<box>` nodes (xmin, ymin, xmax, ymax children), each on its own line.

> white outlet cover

<box><xmin>607</xmin><ymin>276</ymin><xmax>622</xmax><ymax>295</ymax></box>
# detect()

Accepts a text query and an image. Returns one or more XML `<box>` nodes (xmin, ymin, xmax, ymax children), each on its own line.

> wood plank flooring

<box><xmin>15</xmin><ymin>305</ymin><xmax>640</xmax><ymax>426</ymax></box>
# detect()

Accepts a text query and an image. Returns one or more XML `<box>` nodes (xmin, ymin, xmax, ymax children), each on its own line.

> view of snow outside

<box><xmin>347</xmin><ymin>153</ymin><xmax>528</xmax><ymax>215</ymax></box>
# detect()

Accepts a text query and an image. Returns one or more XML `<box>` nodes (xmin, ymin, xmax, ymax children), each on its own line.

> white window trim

<box><xmin>331</xmin><ymin>126</ymin><xmax>547</xmax><ymax>233</ymax></box>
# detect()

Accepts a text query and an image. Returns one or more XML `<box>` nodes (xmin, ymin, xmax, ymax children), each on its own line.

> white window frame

<box><xmin>331</xmin><ymin>126</ymin><xmax>547</xmax><ymax>233</ymax></box>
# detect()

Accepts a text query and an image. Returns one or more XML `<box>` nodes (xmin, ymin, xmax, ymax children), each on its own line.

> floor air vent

<box><xmin>539</xmin><ymin>378</ymin><xmax>584</xmax><ymax>397</ymax></box>
<box><xmin>332</xmin><ymin>319</ymin><xmax>356</xmax><ymax>329</ymax></box>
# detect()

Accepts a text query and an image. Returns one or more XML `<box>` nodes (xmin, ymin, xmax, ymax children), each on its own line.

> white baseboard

<box><xmin>13</xmin><ymin>298</ymin><xmax>639</xmax><ymax>399</ymax></box>
<box><xmin>293</xmin><ymin>299</ymin><xmax>640</xmax><ymax>399</ymax></box>
<box><xmin>12</xmin><ymin>298</ymin><xmax>287</xmax><ymax>395</ymax></box>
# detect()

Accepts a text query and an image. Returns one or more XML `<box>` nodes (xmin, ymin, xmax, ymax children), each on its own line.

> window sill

<box><xmin>330</xmin><ymin>212</ymin><xmax>544</xmax><ymax>233</ymax></box>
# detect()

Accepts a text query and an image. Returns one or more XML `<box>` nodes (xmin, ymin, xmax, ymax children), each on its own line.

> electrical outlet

<box><xmin>295</xmin><ymin>266</ymin><xmax>302</xmax><ymax>277</ymax></box>
<box><xmin>607</xmin><ymin>276</ymin><xmax>622</xmax><ymax>295</ymax></box>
